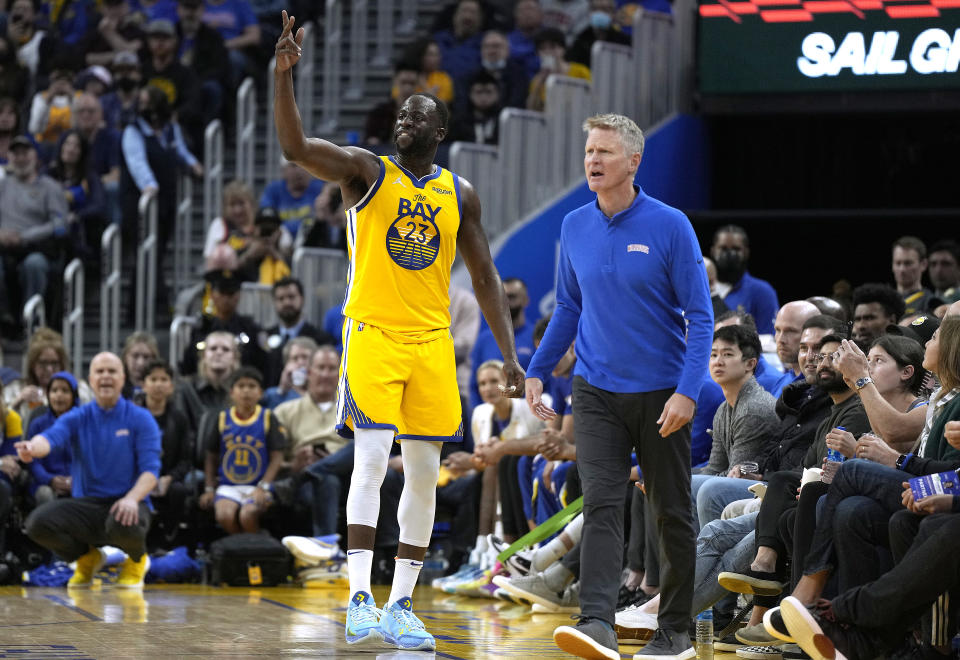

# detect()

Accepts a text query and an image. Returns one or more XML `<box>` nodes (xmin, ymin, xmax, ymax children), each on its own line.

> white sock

<box><xmin>347</xmin><ymin>549</ymin><xmax>373</xmax><ymax>599</ymax></box>
<box><xmin>532</xmin><ymin>514</ymin><xmax>583</xmax><ymax>572</ymax></box>
<box><xmin>388</xmin><ymin>558</ymin><xmax>423</xmax><ymax>605</ymax></box>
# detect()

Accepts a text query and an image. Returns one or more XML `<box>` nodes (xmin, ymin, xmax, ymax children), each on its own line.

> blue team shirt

<box><xmin>42</xmin><ymin>398</ymin><xmax>162</xmax><ymax>499</ymax></box>
<box><xmin>211</xmin><ymin>406</ymin><xmax>285</xmax><ymax>486</ymax></box>
<box><xmin>527</xmin><ymin>186</ymin><xmax>714</xmax><ymax>399</ymax></box>
<box><xmin>259</xmin><ymin>179</ymin><xmax>326</xmax><ymax>237</ymax></box>
<box><xmin>203</xmin><ymin>0</ymin><xmax>257</xmax><ymax>41</ymax></box>
<box><xmin>723</xmin><ymin>271</ymin><xmax>780</xmax><ymax>335</ymax></box>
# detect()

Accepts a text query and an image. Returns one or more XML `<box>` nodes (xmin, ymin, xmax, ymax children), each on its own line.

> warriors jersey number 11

<box><xmin>342</xmin><ymin>155</ymin><xmax>462</xmax><ymax>335</ymax></box>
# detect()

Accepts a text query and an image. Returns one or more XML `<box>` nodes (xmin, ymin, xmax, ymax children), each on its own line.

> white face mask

<box><xmin>539</xmin><ymin>54</ymin><xmax>557</xmax><ymax>70</ymax></box>
<box><xmin>482</xmin><ymin>58</ymin><xmax>506</xmax><ymax>71</ymax></box>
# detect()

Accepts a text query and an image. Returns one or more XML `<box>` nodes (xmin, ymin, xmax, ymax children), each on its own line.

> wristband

<box><xmin>257</xmin><ymin>481</ymin><xmax>272</xmax><ymax>492</ymax></box>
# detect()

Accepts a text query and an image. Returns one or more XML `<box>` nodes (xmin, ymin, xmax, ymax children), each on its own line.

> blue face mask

<box><xmin>589</xmin><ymin>11</ymin><xmax>612</xmax><ymax>29</ymax></box>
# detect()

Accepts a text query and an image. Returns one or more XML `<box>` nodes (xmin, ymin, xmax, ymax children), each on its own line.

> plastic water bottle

<box><xmin>695</xmin><ymin>609</ymin><xmax>714</xmax><ymax>660</ymax></box>
<box><xmin>823</xmin><ymin>426</ymin><xmax>846</xmax><ymax>484</ymax></box>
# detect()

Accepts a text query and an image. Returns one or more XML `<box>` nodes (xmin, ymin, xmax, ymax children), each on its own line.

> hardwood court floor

<box><xmin>0</xmin><ymin>584</ymin><xmax>740</xmax><ymax>659</ymax></box>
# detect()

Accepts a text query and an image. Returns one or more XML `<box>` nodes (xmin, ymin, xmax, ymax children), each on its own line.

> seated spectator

<box><xmin>567</xmin><ymin>0</ymin><xmax>631</xmax><ymax>67</ymax></box>
<box><xmin>238</xmin><ymin>206</ymin><xmax>293</xmax><ymax>285</ymax></box>
<box><xmin>771</xmin><ymin>300</ymin><xmax>820</xmax><ymax>396</ymax></box>
<box><xmin>261</xmin><ymin>336</ymin><xmax>316</xmax><ymax>409</ymax></box>
<box><xmin>928</xmin><ymin>239</ymin><xmax>960</xmax><ymax>307</ymax></box>
<box><xmin>710</xmin><ymin>224</ymin><xmax>780</xmax><ymax>335</ymax></box>
<box><xmin>120</xmin><ymin>331</ymin><xmax>160</xmax><ymax>400</ymax></box>
<box><xmin>892</xmin><ymin>235</ymin><xmax>933</xmax><ymax>316</ymax></box>
<box><xmin>71</xmin><ymin>92</ymin><xmax>121</xmax><ymax>230</ymax></box>
<box><xmin>540</xmin><ymin>0</ymin><xmax>590</xmax><ymax>36</ymax></box>
<box><xmin>259</xmin><ymin>157</ymin><xmax>325</xmax><ymax>238</ymax></box>
<box><xmin>0</xmin><ymin>379</ymin><xmax>23</xmax><ymax>556</ymax></box>
<box><xmin>449</xmin><ymin>71</ymin><xmax>502</xmax><ymax>145</ymax></box>
<box><xmin>120</xmin><ymin>84</ymin><xmax>202</xmax><ymax>316</ymax></box>
<box><xmin>81</xmin><ymin>0</ymin><xmax>144</xmax><ymax>68</ymax></box>
<box><xmin>508</xmin><ymin>0</ymin><xmax>544</xmax><ymax>79</ymax></box>
<box><xmin>74</xmin><ymin>66</ymin><xmax>113</xmax><ymax>98</ymax></box>
<box><xmin>26</xmin><ymin>371</ymin><xmax>78</xmax><ymax>506</ymax></box>
<box><xmin>198</xmin><ymin>366</ymin><xmax>286</xmax><ymax>534</ymax></box>
<box><xmin>0</xmin><ymin>96</ymin><xmax>23</xmax><ymax>175</ymax></box>
<box><xmin>402</xmin><ymin>38</ymin><xmax>454</xmax><ymax>105</ymax></box>
<box><xmin>176</xmin><ymin>330</ymin><xmax>240</xmax><ymax>432</ymax></box>
<box><xmin>463</xmin><ymin>30</ymin><xmax>527</xmax><ymax>110</ymax></box>
<box><xmin>296</xmin><ymin>183</ymin><xmax>346</xmax><ymax>252</ymax></box>
<box><xmin>8</xmin><ymin>328</ymin><xmax>91</xmax><ymax>423</ymax></box>
<box><xmin>99</xmin><ymin>51</ymin><xmax>141</xmax><ymax>132</ymax></box>
<box><xmin>139</xmin><ymin>19</ymin><xmax>203</xmax><ymax>147</ymax></box>
<box><xmin>180</xmin><ymin>270</ymin><xmax>266</xmax><ymax>376</ymax></box>
<box><xmin>0</xmin><ymin>38</ymin><xmax>28</xmax><ymax>105</ymax></box>
<box><xmin>201</xmin><ymin>0</ymin><xmax>261</xmax><ymax>88</ymax></box>
<box><xmin>851</xmin><ymin>282</ymin><xmax>904</xmax><ymax>344</ymax></box>
<box><xmin>263</xmin><ymin>276</ymin><xmax>335</xmax><ymax>387</ymax></box>
<box><xmin>6</xmin><ymin>0</ymin><xmax>56</xmax><ymax>88</ymax></box>
<box><xmin>690</xmin><ymin>324</ymin><xmax>778</xmax><ymax>528</ymax></box>
<box><xmin>47</xmin><ymin>129</ymin><xmax>106</xmax><ymax>258</ymax></box>
<box><xmin>176</xmin><ymin>0</ymin><xmax>230</xmax><ymax>127</ymax></box>
<box><xmin>203</xmin><ymin>179</ymin><xmax>257</xmax><ymax>263</ymax></box>
<box><xmin>28</xmin><ymin>64</ymin><xmax>76</xmax><ymax>148</ymax></box>
<box><xmin>363</xmin><ymin>63</ymin><xmax>420</xmax><ymax>147</ymax></box>
<box><xmin>139</xmin><ymin>359</ymin><xmax>193</xmax><ymax>545</ymax></box>
<box><xmin>434</xmin><ymin>0</ymin><xmax>485</xmax><ymax>85</ymax></box>
<box><xmin>19</xmin><ymin>352</ymin><xmax>162</xmax><ymax>589</ymax></box>
<box><xmin>0</xmin><ymin>136</ymin><xmax>68</xmax><ymax>336</ymax></box>
<box><xmin>468</xmin><ymin>277</ymin><xmax>537</xmax><ymax>409</ymax></box>
<box><xmin>526</xmin><ymin>28</ymin><xmax>590</xmax><ymax>112</ymax></box>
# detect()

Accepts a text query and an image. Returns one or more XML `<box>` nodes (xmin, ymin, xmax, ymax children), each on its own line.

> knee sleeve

<box><xmin>346</xmin><ymin>428</ymin><xmax>394</xmax><ymax>528</ymax></box>
<box><xmin>397</xmin><ymin>441</ymin><xmax>442</xmax><ymax>547</ymax></box>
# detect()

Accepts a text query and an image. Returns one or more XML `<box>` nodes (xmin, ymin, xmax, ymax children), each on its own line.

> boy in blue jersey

<box><xmin>17</xmin><ymin>353</ymin><xmax>162</xmax><ymax>589</ymax></box>
<box><xmin>199</xmin><ymin>367</ymin><xmax>287</xmax><ymax>534</ymax></box>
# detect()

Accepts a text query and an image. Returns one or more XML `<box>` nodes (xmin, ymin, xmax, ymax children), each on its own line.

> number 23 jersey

<box><xmin>342</xmin><ymin>155</ymin><xmax>462</xmax><ymax>335</ymax></box>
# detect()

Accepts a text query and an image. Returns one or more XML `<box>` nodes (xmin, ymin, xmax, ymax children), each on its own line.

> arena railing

<box><xmin>545</xmin><ymin>75</ymin><xmax>592</xmax><ymax>191</ymax></box>
<box><xmin>169</xmin><ymin>315</ymin><xmax>199</xmax><ymax>373</ymax></box>
<box><xmin>203</xmin><ymin>119</ymin><xmax>224</xmax><ymax>227</ymax></box>
<box><xmin>498</xmin><ymin>108</ymin><xmax>550</xmax><ymax>231</ymax></box>
<box><xmin>62</xmin><ymin>258</ymin><xmax>84</xmax><ymax>376</ymax></box>
<box><xmin>174</xmin><ymin>174</ymin><xmax>194</xmax><ymax>294</ymax></box>
<box><xmin>319</xmin><ymin>0</ymin><xmax>343</xmax><ymax>134</ymax></box>
<box><xmin>633</xmin><ymin>10</ymin><xmax>676</xmax><ymax>128</ymax></box>
<box><xmin>236</xmin><ymin>77</ymin><xmax>256</xmax><ymax>184</ymax></box>
<box><xmin>22</xmin><ymin>294</ymin><xmax>45</xmax><ymax>339</ymax></box>
<box><xmin>238</xmin><ymin>282</ymin><xmax>278</xmax><ymax>328</ymax></box>
<box><xmin>447</xmin><ymin>142</ymin><xmax>499</xmax><ymax>239</ymax></box>
<box><xmin>135</xmin><ymin>189</ymin><xmax>158</xmax><ymax>333</ymax></box>
<box><xmin>397</xmin><ymin>0</ymin><xmax>417</xmax><ymax>34</ymax></box>
<box><xmin>372</xmin><ymin>0</ymin><xmax>394</xmax><ymax>67</ymax></box>
<box><xmin>296</xmin><ymin>22</ymin><xmax>315</xmax><ymax>134</ymax></box>
<box><xmin>591</xmin><ymin>41</ymin><xmax>636</xmax><ymax>120</ymax></box>
<box><xmin>346</xmin><ymin>0</ymin><xmax>369</xmax><ymax>101</ymax></box>
<box><xmin>292</xmin><ymin>247</ymin><xmax>348</xmax><ymax>325</ymax></box>
<box><xmin>100</xmin><ymin>223</ymin><xmax>121</xmax><ymax>354</ymax></box>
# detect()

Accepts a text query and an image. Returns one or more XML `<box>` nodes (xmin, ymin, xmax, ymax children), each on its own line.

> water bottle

<box><xmin>695</xmin><ymin>609</ymin><xmax>714</xmax><ymax>660</ymax></box>
<box><xmin>823</xmin><ymin>426</ymin><xmax>846</xmax><ymax>484</ymax></box>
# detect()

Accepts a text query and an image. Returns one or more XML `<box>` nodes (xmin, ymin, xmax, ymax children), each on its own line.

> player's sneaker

<box><xmin>431</xmin><ymin>562</ymin><xmax>477</xmax><ymax>590</ymax></box>
<box><xmin>116</xmin><ymin>554</ymin><xmax>151</xmax><ymax>589</ymax></box>
<box><xmin>345</xmin><ymin>591</ymin><xmax>384</xmax><ymax>644</ymax></box>
<box><xmin>487</xmin><ymin>533</ymin><xmax>534</xmax><ymax>577</ymax></box>
<box><xmin>68</xmin><ymin>547</ymin><xmax>106</xmax><ymax>587</ymax></box>
<box><xmin>282</xmin><ymin>535</ymin><xmax>341</xmax><ymax>565</ymax></box>
<box><xmin>378</xmin><ymin>597</ymin><xmax>436</xmax><ymax>651</ymax></box>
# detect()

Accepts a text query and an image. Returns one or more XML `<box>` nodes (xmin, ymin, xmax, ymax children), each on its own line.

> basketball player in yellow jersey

<box><xmin>274</xmin><ymin>11</ymin><xmax>525</xmax><ymax>651</ymax></box>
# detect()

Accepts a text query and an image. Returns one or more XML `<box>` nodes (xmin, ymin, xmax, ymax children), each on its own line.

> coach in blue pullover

<box><xmin>526</xmin><ymin>114</ymin><xmax>713</xmax><ymax>659</ymax></box>
<box><xmin>18</xmin><ymin>352</ymin><xmax>162</xmax><ymax>588</ymax></box>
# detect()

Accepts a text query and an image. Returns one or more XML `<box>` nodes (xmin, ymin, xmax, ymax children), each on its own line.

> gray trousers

<box><xmin>573</xmin><ymin>377</ymin><xmax>695</xmax><ymax>631</ymax></box>
<box><xmin>26</xmin><ymin>496</ymin><xmax>151</xmax><ymax>562</ymax></box>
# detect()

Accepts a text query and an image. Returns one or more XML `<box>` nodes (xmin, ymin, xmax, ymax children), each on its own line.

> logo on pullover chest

<box><xmin>116</xmin><ymin>428</ymin><xmax>130</xmax><ymax>437</ymax></box>
<box><xmin>628</xmin><ymin>243</ymin><xmax>650</xmax><ymax>254</ymax></box>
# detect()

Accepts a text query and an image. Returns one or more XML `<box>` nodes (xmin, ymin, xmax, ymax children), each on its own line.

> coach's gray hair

<box><xmin>582</xmin><ymin>113</ymin><xmax>645</xmax><ymax>159</ymax></box>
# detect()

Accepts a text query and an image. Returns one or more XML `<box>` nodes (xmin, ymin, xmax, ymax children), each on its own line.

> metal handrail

<box><xmin>545</xmin><ymin>75</ymin><xmax>591</xmax><ymax>191</ymax></box>
<box><xmin>346</xmin><ymin>0</ymin><xmax>368</xmax><ymax>100</ymax></box>
<box><xmin>591</xmin><ymin>41</ymin><xmax>635</xmax><ymax>119</ymax></box>
<box><xmin>100</xmin><ymin>223</ymin><xmax>121</xmax><ymax>353</ymax></box>
<box><xmin>633</xmin><ymin>10</ymin><xmax>675</xmax><ymax>128</ymax></box>
<box><xmin>372</xmin><ymin>0</ymin><xmax>393</xmax><ymax>67</ymax></box>
<box><xmin>169</xmin><ymin>315</ymin><xmax>199</xmax><ymax>373</ymax></box>
<box><xmin>236</xmin><ymin>77</ymin><xmax>256</xmax><ymax>183</ymax></box>
<box><xmin>292</xmin><ymin>246</ymin><xmax>349</xmax><ymax>325</ymax></box>
<box><xmin>136</xmin><ymin>190</ymin><xmax>158</xmax><ymax>332</ymax></box>
<box><xmin>319</xmin><ymin>0</ymin><xmax>342</xmax><ymax>134</ymax></box>
<box><xmin>238</xmin><ymin>282</ymin><xmax>278</xmax><ymax>328</ymax></box>
<box><xmin>296</xmin><ymin>22</ymin><xmax>315</xmax><ymax>135</ymax></box>
<box><xmin>62</xmin><ymin>258</ymin><xmax>84</xmax><ymax>376</ymax></box>
<box><xmin>448</xmin><ymin>142</ymin><xmax>499</xmax><ymax>239</ymax></box>
<box><xmin>203</xmin><ymin>119</ymin><xmax>224</xmax><ymax>224</ymax></box>
<box><xmin>174</xmin><ymin>174</ymin><xmax>194</xmax><ymax>293</ymax></box>
<box><xmin>397</xmin><ymin>0</ymin><xmax>416</xmax><ymax>34</ymax></box>
<box><xmin>266</xmin><ymin>56</ymin><xmax>279</xmax><ymax>185</ymax></box>
<box><xmin>498</xmin><ymin>108</ymin><xmax>549</xmax><ymax>227</ymax></box>
<box><xmin>22</xmin><ymin>294</ymin><xmax>45</xmax><ymax>338</ymax></box>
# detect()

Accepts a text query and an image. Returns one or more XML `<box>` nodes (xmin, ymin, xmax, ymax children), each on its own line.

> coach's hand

<box><xmin>657</xmin><ymin>392</ymin><xmax>695</xmax><ymax>438</ymax></box>
<box><xmin>275</xmin><ymin>10</ymin><xmax>304</xmax><ymax>72</ymax></box>
<box><xmin>111</xmin><ymin>496</ymin><xmax>140</xmax><ymax>526</ymax></box>
<box><xmin>500</xmin><ymin>358</ymin><xmax>525</xmax><ymax>398</ymax></box>
<box><xmin>525</xmin><ymin>377</ymin><xmax>556</xmax><ymax>421</ymax></box>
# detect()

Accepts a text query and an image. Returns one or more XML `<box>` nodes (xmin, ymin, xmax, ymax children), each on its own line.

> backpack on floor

<box><xmin>208</xmin><ymin>533</ymin><xmax>291</xmax><ymax>587</ymax></box>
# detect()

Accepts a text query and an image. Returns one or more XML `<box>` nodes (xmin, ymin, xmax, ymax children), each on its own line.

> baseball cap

<box><xmin>886</xmin><ymin>315</ymin><xmax>940</xmax><ymax>345</ymax></box>
<box><xmin>112</xmin><ymin>51</ymin><xmax>139</xmax><ymax>69</ymax></box>
<box><xmin>146</xmin><ymin>19</ymin><xmax>176</xmax><ymax>37</ymax></box>
<box><xmin>204</xmin><ymin>269</ymin><xmax>243</xmax><ymax>294</ymax></box>
<box><xmin>9</xmin><ymin>135</ymin><xmax>35</xmax><ymax>151</ymax></box>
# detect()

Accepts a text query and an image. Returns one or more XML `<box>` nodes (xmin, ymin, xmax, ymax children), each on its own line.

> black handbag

<box><xmin>208</xmin><ymin>533</ymin><xmax>291</xmax><ymax>586</ymax></box>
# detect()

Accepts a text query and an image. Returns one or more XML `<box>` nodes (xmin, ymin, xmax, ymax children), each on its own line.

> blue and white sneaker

<box><xmin>345</xmin><ymin>591</ymin><xmax>383</xmax><ymax>644</ymax></box>
<box><xmin>379</xmin><ymin>597</ymin><xmax>436</xmax><ymax>651</ymax></box>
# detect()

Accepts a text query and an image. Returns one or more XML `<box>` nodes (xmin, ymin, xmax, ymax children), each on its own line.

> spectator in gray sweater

<box><xmin>0</xmin><ymin>135</ymin><xmax>67</xmax><ymax>335</ymax></box>
<box><xmin>690</xmin><ymin>324</ymin><xmax>778</xmax><ymax>529</ymax></box>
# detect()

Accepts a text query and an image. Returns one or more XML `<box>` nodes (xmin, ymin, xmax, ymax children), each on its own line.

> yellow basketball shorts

<box><xmin>336</xmin><ymin>317</ymin><xmax>464</xmax><ymax>442</ymax></box>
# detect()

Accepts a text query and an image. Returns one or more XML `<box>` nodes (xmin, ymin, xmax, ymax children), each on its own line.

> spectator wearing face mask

<box><xmin>526</xmin><ymin>27</ymin><xmax>590</xmax><ymax>112</ymax></box>
<box><xmin>99</xmin><ymin>51</ymin><xmax>142</xmax><ymax>132</ymax></box>
<box><xmin>455</xmin><ymin>30</ymin><xmax>527</xmax><ymax>112</ymax></box>
<box><xmin>566</xmin><ymin>0</ymin><xmax>630</xmax><ymax>68</ymax></box>
<box><xmin>448</xmin><ymin>70</ymin><xmax>502</xmax><ymax>145</ymax></box>
<box><xmin>710</xmin><ymin>224</ymin><xmax>780</xmax><ymax>336</ymax></box>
